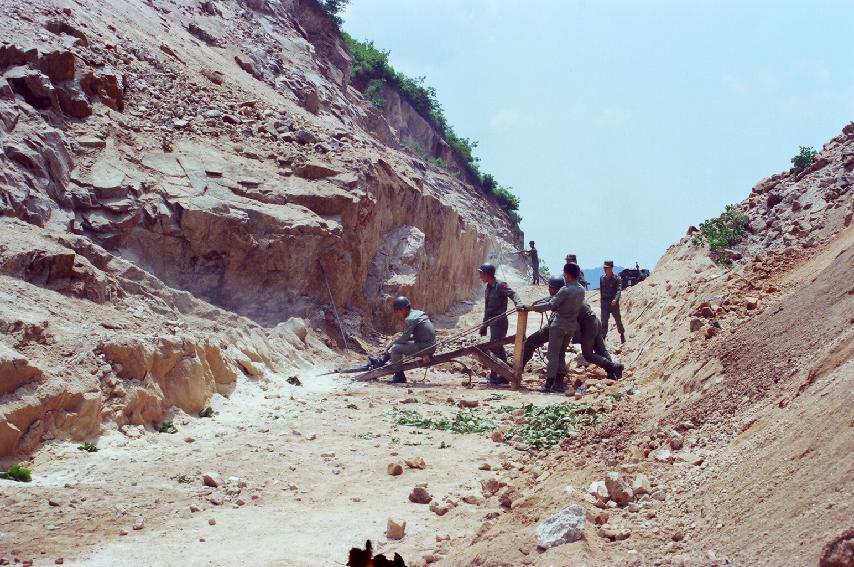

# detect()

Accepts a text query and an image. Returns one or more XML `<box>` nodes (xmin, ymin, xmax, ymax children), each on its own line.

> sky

<box><xmin>340</xmin><ymin>0</ymin><xmax>854</xmax><ymax>272</ymax></box>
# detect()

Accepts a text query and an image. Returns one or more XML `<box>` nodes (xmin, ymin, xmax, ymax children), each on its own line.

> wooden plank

<box><xmin>470</xmin><ymin>348</ymin><xmax>516</xmax><ymax>383</ymax></box>
<box><xmin>352</xmin><ymin>336</ymin><xmax>515</xmax><ymax>382</ymax></box>
<box><xmin>512</xmin><ymin>310</ymin><xmax>528</xmax><ymax>389</ymax></box>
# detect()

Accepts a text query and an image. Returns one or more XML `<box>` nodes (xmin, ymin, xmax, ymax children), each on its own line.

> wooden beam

<box><xmin>352</xmin><ymin>336</ymin><xmax>515</xmax><ymax>382</ymax></box>
<box><xmin>470</xmin><ymin>348</ymin><xmax>516</xmax><ymax>383</ymax></box>
<box><xmin>512</xmin><ymin>309</ymin><xmax>528</xmax><ymax>389</ymax></box>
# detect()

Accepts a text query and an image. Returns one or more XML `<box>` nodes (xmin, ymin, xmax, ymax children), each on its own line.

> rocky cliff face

<box><xmin>0</xmin><ymin>0</ymin><xmax>520</xmax><ymax>456</ymax></box>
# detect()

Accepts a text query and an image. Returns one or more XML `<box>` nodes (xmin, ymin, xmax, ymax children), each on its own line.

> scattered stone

<box><xmin>632</xmin><ymin>474</ymin><xmax>651</xmax><ymax>495</ymax></box>
<box><xmin>119</xmin><ymin>528</ymin><xmax>128</xmax><ymax>536</ymax></box>
<box><xmin>490</xmin><ymin>430</ymin><xmax>505</xmax><ymax>443</ymax></box>
<box><xmin>387</xmin><ymin>462</ymin><xmax>403</xmax><ymax>476</ymax></box>
<box><xmin>48</xmin><ymin>499</ymin><xmax>60</xmax><ymax>507</ymax></box>
<box><xmin>77</xmin><ymin>136</ymin><xmax>106</xmax><ymax>149</ymax></box>
<box><xmin>132</xmin><ymin>516</ymin><xmax>144</xmax><ymax>530</ymax></box>
<box><xmin>689</xmin><ymin>318</ymin><xmax>704</xmax><ymax>332</ymax></box>
<box><xmin>409</xmin><ymin>486</ymin><xmax>432</xmax><ymax>504</ymax></box>
<box><xmin>652</xmin><ymin>449</ymin><xmax>674</xmax><ymax>464</ymax></box>
<box><xmin>672</xmin><ymin>530</ymin><xmax>684</xmax><ymax>542</ymax></box>
<box><xmin>461</xmin><ymin>494</ymin><xmax>483</xmax><ymax>505</ymax></box>
<box><xmin>429</xmin><ymin>501</ymin><xmax>450</xmax><ymax>516</ymax></box>
<box><xmin>55</xmin><ymin>559</ymin><xmax>64</xmax><ymax>565</ymax></box>
<box><xmin>405</xmin><ymin>456</ymin><xmax>426</xmax><ymax>470</ymax></box>
<box><xmin>190</xmin><ymin>504</ymin><xmax>201</xmax><ymax>513</ymax></box>
<box><xmin>481</xmin><ymin>477</ymin><xmax>506</xmax><ymax>496</ymax></box>
<box><xmin>652</xmin><ymin>489</ymin><xmax>667</xmax><ymax>501</ymax></box>
<box><xmin>202</xmin><ymin>472</ymin><xmax>223</xmax><ymax>488</ymax></box>
<box><xmin>588</xmin><ymin>480</ymin><xmax>609</xmax><ymax>505</ymax></box>
<box><xmin>536</xmin><ymin>504</ymin><xmax>586</xmax><ymax>548</ymax></box>
<box><xmin>208</xmin><ymin>518</ymin><xmax>216</xmax><ymax>526</ymax></box>
<box><xmin>499</xmin><ymin>489</ymin><xmax>519</xmax><ymax>509</ymax></box>
<box><xmin>386</xmin><ymin>518</ymin><xmax>406</xmax><ymax>540</ymax></box>
<box><xmin>744</xmin><ymin>296</ymin><xmax>759</xmax><ymax>310</ymax></box>
<box><xmin>478</xmin><ymin>463</ymin><xmax>491</xmax><ymax>471</ymax></box>
<box><xmin>598</xmin><ymin>524</ymin><xmax>631</xmax><ymax>541</ymax></box>
<box><xmin>586</xmin><ymin>509</ymin><xmax>609</xmax><ymax>526</ymax></box>
<box><xmin>604</xmin><ymin>471</ymin><xmax>634</xmax><ymax>506</ymax></box>
<box><xmin>459</xmin><ymin>399</ymin><xmax>479</xmax><ymax>409</ymax></box>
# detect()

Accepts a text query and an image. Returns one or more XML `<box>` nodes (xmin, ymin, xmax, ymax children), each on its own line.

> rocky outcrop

<box><xmin>0</xmin><ymin>0</ymin><xmax>519</xmax><ymax>455</ymax></box>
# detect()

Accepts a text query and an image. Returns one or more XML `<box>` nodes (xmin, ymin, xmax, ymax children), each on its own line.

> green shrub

<box><xmin>77</xmin><ymin>442</ymin><xmax>98</xmax><ymax>453</ymax></box>
<box><xmin>0</xmin><ymin>464</ymin><xmax>32</xmax><ymax>482</ymax></box>
<box><xmin>363</xmin><ymin>78</ymin><xmax>385</xmax><ymax>107</ymax></box>
<box><xmin>318</xmin><ymin>0</ymin><xmax>349</xmax><ymax>26</ymax></box>
<box><xmin>692</xmin><ymin>204</ymin><xmax>749</xmax><ymax>265</ymax></box>
<box><xmin>790</xmin><ymin>146</ymin><xmax>818</xmax><ymax>169</ymax></box>
<box><xmin>342</xmin><ymin>32</ymin><xmax>522</xmax><ymax>227</ymax></box>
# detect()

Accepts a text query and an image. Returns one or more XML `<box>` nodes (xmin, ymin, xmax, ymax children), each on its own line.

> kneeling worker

<box><xmin>577</xmin><ymin>301</ymin><xmax>624</xmax><ymax>379</ymax></box>
<box><xmin>520</xmin><ymin>264</ymin><xmax>584</xmax><ymax>393</ymax></box>
<box><xmin>387</xmin><ymin>296</ymin><xmax>436</xmax><ymax>384</ymax></box>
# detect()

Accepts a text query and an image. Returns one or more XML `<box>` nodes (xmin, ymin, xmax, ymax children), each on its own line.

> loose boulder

<box><xmin>536</xmin><ymin>504</ymin><xmax>586</xmax><ymax>548</ymax></box>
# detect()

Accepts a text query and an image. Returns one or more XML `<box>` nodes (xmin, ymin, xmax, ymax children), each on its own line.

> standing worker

<box><xmin>565</xmin><ymin>254</ymin><xmax>588</xmax><ymax>290</ymax></box>
<box><xmin>600</xmin><ymin>260</ymin><xmax>626</xmax><ymax>343</ymax></box>
<box><xmin>520</xmin><ymin>263</ymin><xmax>584</xmax><ymax>393</ymax></box>
<box><xmin>520</xmin><ymin>276</ymin><xmax>568</xmax><ymax>389</ymax></box>
<box><xmin>528</xmin><ymin>241</ymin><xmax>540</xmax><ymax>285</ymax></box>
<box><xmin>478</xmin><ymin>263</ymin><xmax>521</xmax><ymax>385</ymax></box>
<box><xmin>386</xmin><ymin>296</ymin><xmax>436</xmax><ymax>383</ymax></box>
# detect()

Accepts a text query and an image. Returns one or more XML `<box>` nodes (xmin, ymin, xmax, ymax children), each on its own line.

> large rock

<box><xmin>536</xmin><ymin>504</ymin><xmax>586</xmax><ymax>548</ymax></box>
<box><xmin>0</xmin><ymin>343</ymin><xmax>43</xmax><ymax>395</ymax></box>
<box><xmin>80</xmin><ymin>68</ymin><xmax>124</xmax><ymax>111</ymax></box>
<box><xmin>55</xmin><ymin>82</ymin><xmax>92</xmax><ymax>118</ymax></box>
<box><xmin>37</xmin><ymin>49</ymin><xmax>76</xmax><ymax>83</ymax></box>
<box><xmin>4</xmin><ymin>67</ymin><xmax>58</xmax><ymax>110</ymax></box>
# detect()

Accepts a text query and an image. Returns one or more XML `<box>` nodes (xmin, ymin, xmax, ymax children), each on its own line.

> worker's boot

<box><xmin>391</xmin><ymin>371</ymin><xmax>406</xmax><ymax>384</ymax></box>
<box><xmin>610</xmin><ymin>362</ymin><xmax>624</xmax><ymax>380</ymax></box>
<box><xmin>552</xmin><ymin>375</ymin><xmax>566</xmax><ymax>393</ymax></box>
<box><xmin>541</xmin><ymin>378</ymin><xmax>553</xmax><ymax>393</ymax></box>
<box><xmin>620</xmin><ymin>332</ymin><xmax>626</xmax><ymax>344</ymax></box>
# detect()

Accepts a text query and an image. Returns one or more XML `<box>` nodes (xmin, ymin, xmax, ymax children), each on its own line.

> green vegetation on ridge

<box><xmin>692</xmin><ymin>204</ymin><xmax>749</xmax><ymax>266</ymax></box>
<box><xmin>340</xmin><ymin>32</ymin><xmax>522</xmax><ymax>226</ymax></box>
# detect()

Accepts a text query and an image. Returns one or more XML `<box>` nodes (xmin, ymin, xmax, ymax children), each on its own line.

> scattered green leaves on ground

<box><xmin>345</xmin><ymin>403</ymin><xmax>359</xmax><ymax>410</ymax></box>
<box><xmin>286</xmin><ymin>376</ymin><xmax>302</xmax><ymax>386</ymax></box>
<box><xmin>485</xmin><ymin>393</ymin><xmax>507</xmax><ymax>402</ymax></box>
<box><xmin>791</xmin><ymin>146</ymin><xmax>817</xmax><ymax>169</ymax></box>
<box><xmin>506</xmin><ymin>402</ymin><xmax>600</xmax><ymax>450</ymax></box>
<box><xmin>172</xmin><ymin>473</ymin><xmax>191</xmax><ymax>484</ymax></box>
<box><xmin>0</xmin><ymin>464</ymin><xmax>32</xmax><ymax>482</ymax></box>
<box><xmin>393</xmin><ymin>408</ymin><xmax>496</xmax><ymax>434</ymax></box>
<box><xmin>691</xmin><ymin>204</ymin><xmax>749</xmax><ymax>266</ymax></box>
<box><xmin>77</xmin><ymin>442</ymin><xmax>98</xmax><ymax>453</ymax></box>
<box><xmin>155</xmin><ymin>420</ymin><xmax>178</xmax><ymax>434</ymax></box>
<box><xmin>356</xmin><ymin>432</ymin><xmax>382</xmax><ymax>440</ymax></box>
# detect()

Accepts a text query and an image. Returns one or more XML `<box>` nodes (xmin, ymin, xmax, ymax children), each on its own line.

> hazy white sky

<box><xmin>342</xmin><ymin>0</ymin><xmax>854</xmax><ymax>271</ymax></box>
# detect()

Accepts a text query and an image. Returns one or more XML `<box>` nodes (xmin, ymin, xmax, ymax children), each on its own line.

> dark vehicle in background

<box><xmin>619</xmin><ymin>263</ymin><xmax>650</xmax><ymax>288</ymax></box>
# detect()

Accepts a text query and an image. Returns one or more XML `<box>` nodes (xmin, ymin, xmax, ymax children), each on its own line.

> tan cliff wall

<box><xmin>0</xmin><ymin>0</ymin><xmax>521</xmax><ymax>456</ymax></box>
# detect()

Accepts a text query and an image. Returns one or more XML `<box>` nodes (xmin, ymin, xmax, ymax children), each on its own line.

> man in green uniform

<box><xmin>522</xmin><ymin>277</ymin><xmax>624</xmax><ymax>384</ymax></box>
<box><xmin>599</xmin><ymin>260</ymin><xmax>625</xmax><ymax>343</ymax></box>
<box><xmin>528</xmin><ymin>241</ymin><xmax>540</xmax><ymax>285</ymax></box>
<box><xmin>577</xmin><ymin>301</ymin><xmax>624</xmax><ymax>379</ymax></box>
<box><xmin>478</xmin><ymin>263</ymin><xmax>521</xmax><ymax>385</ymax></box>
<box><xmin>565</xmin><ymin>254</ymin><xmax>588</xmax><ymax>290</ymax></box>
<box><xmin>520</xmin><ymin>263</ymin><xmax>584</xmax><ymax>393</ymax></box>
<box><xmin>387</xmin><ymin>296</ymin><xmax>436</xmax><ymax>383</ymax></box>
<box><xmin>521</xmin><ymin>276</ymin><xmax>567</xmax><ymax>389</ymax></box>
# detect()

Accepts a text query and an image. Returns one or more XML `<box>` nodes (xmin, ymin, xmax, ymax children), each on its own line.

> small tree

<box><xmin>318</xmin><ymin>0</ymin><xmax>349</xmax><ymax>25</ymax></box>
<box><xmin>692</xmin><ymin>204</ymin><xmax>749</xmax><ymax>266</ymax></box>
<box><xmin>790</xmin><ymin>146</ymin><xmax>817</xmax><ymax>169</ymax></box>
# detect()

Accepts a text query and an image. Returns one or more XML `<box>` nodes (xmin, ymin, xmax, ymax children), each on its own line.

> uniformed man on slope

<box><xmin>599</xmin><ymin>260</ymin><xmax>625</xmax><ymax>343</ymax></box>
<box><xmin>386</xmin><ymin>296</ymin><xmax>436</xmax><ymax>384</ymax></box>
<box><xmin>478</xmin><ymin>263</ymin><xmax>521</xmax><ymax>385</ymax></box>
<box><xmin>527</xmin><ymin>241</ymin><xmax>540</xmax><ymax>285</ymax></box>
<box><xmin>519</xmin><ymin>263</ymin><xmax>584</xmax><ymax>393</ymax></box>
